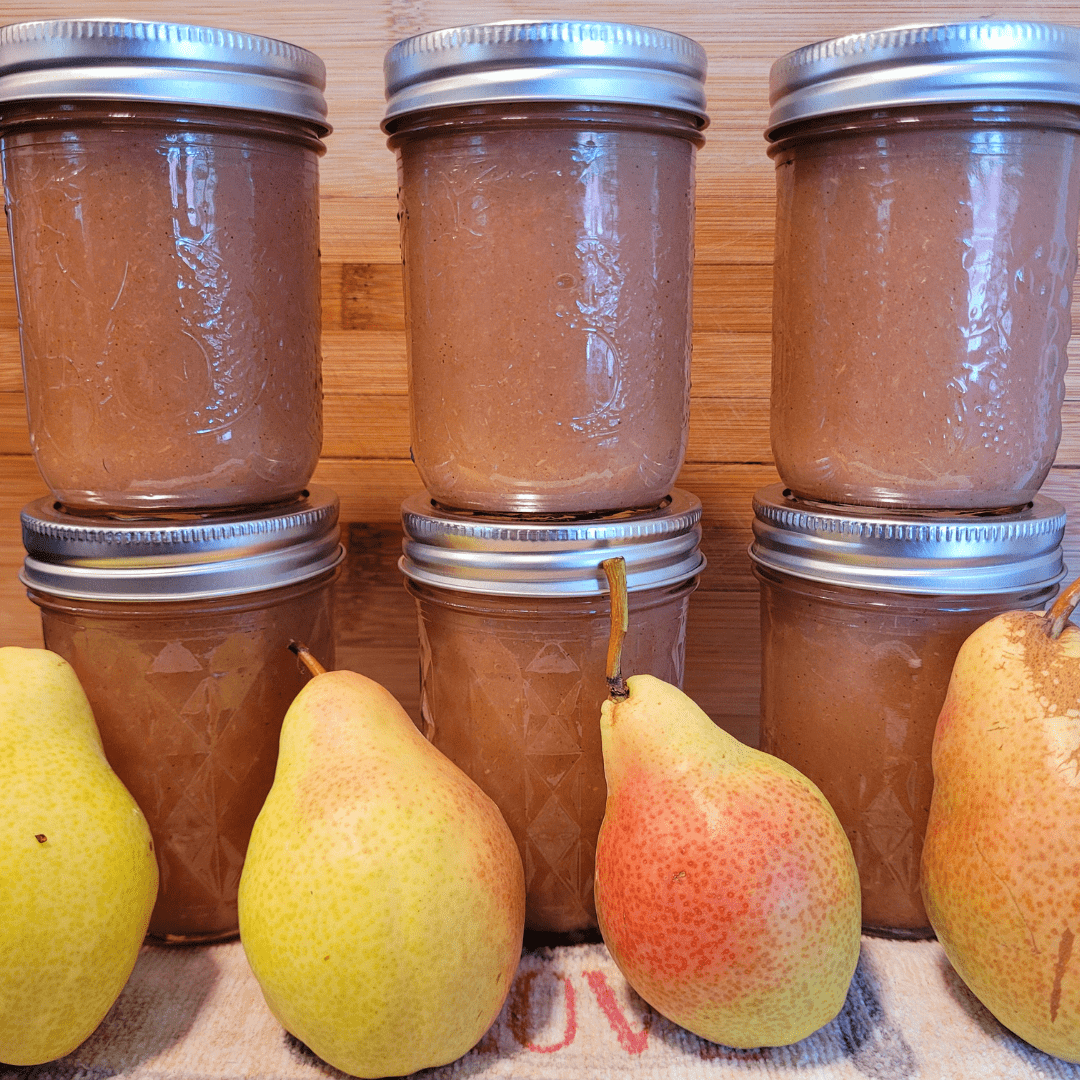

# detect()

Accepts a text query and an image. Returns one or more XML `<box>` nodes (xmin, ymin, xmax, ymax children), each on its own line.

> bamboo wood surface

<box><xmin>2</xmin><ymin>0</ymin><xmax>1080</xmax><ymax>745</ymax></box>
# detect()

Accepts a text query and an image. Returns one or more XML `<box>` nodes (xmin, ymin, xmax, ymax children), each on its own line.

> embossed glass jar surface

<box><xmin>750</xmin><ymin>485</ymin><xmax>1066</xmax><ymax>937</ymax></box>
<box><xmin>384</xmin><ymin>23</ymin><xmax>708</xmax><ymax>514</ymax></box>
<box><xmin>768</xmin><ymin>23</ymin><xmax>1080</xmax><ymax>510</ymax></box>
<box><xmin>400</xmin><ymin>490</ymin><xmax>704</xmax><ymax>936</ymax></box>
<box><xmin>20</xmin><ymin>488</ymin><xmax>344</xmax><ymax>943</ymax></box>
<box><xmin>0</xmin><ymin>21</ymin><xmax>330</xmax><ymax>511</ymax></box>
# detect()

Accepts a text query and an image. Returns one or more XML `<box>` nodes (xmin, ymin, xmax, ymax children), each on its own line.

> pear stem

<box><xmin>602</xmin><ymin>557</ymin><xmax>629</xmax><ymax>701</ymax></box>
<box><xmin>289</xmin><ymin>641</ymin><xmax>327</xmax><ymax>677</ymax></box>
<box><xmin>1047</xmin><ymin>576</ymin><xmax>1080</xmax><ymax>640</ymax></box>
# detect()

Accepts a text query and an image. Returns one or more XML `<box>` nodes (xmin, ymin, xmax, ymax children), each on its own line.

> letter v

<box><xmin>584</xmin><ymin>970</ymin><xmax>650</xmax><ymax>1054</ymax></box>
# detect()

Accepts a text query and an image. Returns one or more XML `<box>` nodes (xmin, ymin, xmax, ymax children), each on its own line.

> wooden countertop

<box><xmin>4</xmin><ymin>0</ymin><xmax>1080</xmax><ymax>745</ymax></box>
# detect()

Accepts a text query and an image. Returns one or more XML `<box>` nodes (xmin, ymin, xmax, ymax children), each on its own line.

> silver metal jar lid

<box><xmin>20</xmin><ymin>486</ymin><xmax>344</xmax><ymax>602</ymax></box>
<box><xmin>399</xmin><ymin>489</ymin><xmax>706</xmax><ymax>597</ymax></box>
<box><xmin>383</xmin><ymin>20</ymin><xmax>709</xmax><ymax>131</ymax></box>
<box><xmin>749</xmin><ymin>484</ymin><xmax>1067</xmax><ymax>595</ymax></box>
<box><xmin>0</xmin><ymin>19</ymin><xmax>330</xmax><ymax>133</ymax></box>
<box><xmin>767</xmin><ymin>21</ymin><xmax>1080</xmax><ymax>138</ymax></box>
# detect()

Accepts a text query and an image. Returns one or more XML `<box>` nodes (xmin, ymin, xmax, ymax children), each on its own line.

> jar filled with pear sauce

<box><xmin>750</xmin><ymin>485</ymin><xmax>1066</xmax><ymax>937</ymax></box>
<box><xmin>399</xmin><ymin>491</ymin><xmax>705</xmax><ymax>939</ymax></box>
<box><xmin>20</xmin><ymin>488</ymin><xmax>344</xmax><ymax>943</ymax></box>
<box><xmin>383</xmin><ymin>21</ymin><xmax>708</xmax><ymax>515</ymax></box>
<box><xmin>767</xmin><ymin>21</ymin><xmax>1080</xmax><ymax>510</ymax></box>
<box><xmin>0</xmin><ymin>19</ymin><xmax>330</xmax><ymax>512</ymax></box>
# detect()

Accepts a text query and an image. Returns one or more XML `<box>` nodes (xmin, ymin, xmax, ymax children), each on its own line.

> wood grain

<box><xmin>3</xmin><ymin>0</ymin><xmax>1080</xmax><ymax>748</ymax></box>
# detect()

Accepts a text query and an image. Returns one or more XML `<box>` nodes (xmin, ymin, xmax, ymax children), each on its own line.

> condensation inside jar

<box><xmin>408</xmin><ymin>578</ymin><xmax>694</xmax><ymax>936</ymax></box>
<box><xmin>755</xmin><ymin>566</ymin><xmax>1055</xmax><ymax>936</ymax></box>
<box><xmin>3</xmin><ymin>102</ymin><xmax>324</xmax><ymax>511</ymax></box>
<box><xmin>770</xmin><ymin>104</ymin><xmax>1080</xmax><ymax>509</ymax></box>
<box><xmin>28</xmin><ymin>575</ymin><xmax>336</xmax><ymax>942</ymax></box>
<box><xmin>390</xmin><ymin>104</ymin><xmax>700</xmax><ymax>514</ymax></box>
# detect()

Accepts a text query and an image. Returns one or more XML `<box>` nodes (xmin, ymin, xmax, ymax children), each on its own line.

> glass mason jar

<box><xmin>383</xmin><ymin>22</ymin><xmax>708</xmax><ymax>515</ymax></box>
<box><xmin>399</xmin><ymin>490</ymin><xmax>706</xmax><ymax>938</ymax></box>
<box><xmin>750</xmin><ymin>484</ymin><xmax>1066</xmax><ymax>938</ymax></box>
<box><xmin>0</xmin><ymin>20</ymin><xmax>330</xmax><ymax>512</ymax></box>
<box><xmin>20</xmin><ymin>487</ymin><xmax>344</xmax><ymax>943</ymax></box>
<box><xmin>767</xmin><ymin>22</ymin><xmax>1080</xmax><ymax>510</ymax></box>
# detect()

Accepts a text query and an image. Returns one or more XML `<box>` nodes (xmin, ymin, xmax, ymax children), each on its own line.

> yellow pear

<box><xmin>922</xmin><ymin>576</ymin><xmax>1080</xmax><ymax>1061</ymax></box>
<box><xmin>592</xmin><ymin>559</ymin><xmax>860</xmax><ymax>1049</ymax></box>
<box><xmin>237</xmin><ymin>647</ymin><xmax>525</xmax><ymax>1078</ymax></box>
<box><xmin>0</xmin><ymin>646</ymin><xmax>158</xmax><ymax>1066</ymax></box>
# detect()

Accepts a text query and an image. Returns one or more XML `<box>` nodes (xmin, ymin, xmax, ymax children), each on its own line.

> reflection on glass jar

<box><xmin>384</xmin><ymin>23</ymin><xmax>708</xmax><ymax>514</ymax></box>
<box><xmin>0</xmin><ymin>22</ymin><xmax>329</xmax><ymax>511</ymax></box>
<box><xmin>767</xmin><ymin>23</ymin><xmax>1080</xmax><ymax>510</ymax></box>
<box><xmin>20</xmin><ymin>488</ymin><xmax>344</xmax><ymax>942</ymax></box>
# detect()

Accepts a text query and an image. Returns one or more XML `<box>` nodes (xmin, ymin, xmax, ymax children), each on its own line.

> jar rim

<box><xmin>399</xmin><ymin>488</ymin><xmax>706</xmax><ymax>596</ymax></box>
<box><xmin>767</xmin><ymin>20</ymin><xmax>1080</xmax><ymax>138</ymax></box>
<box><xmin>749</xmin><ymin>484</ymin><xmax>1067</xmax><ymax>594</ymax></box>
<box><xmin>0</xmin><ymin>19</ymin><xmax>330</xmax><ymax>133</ymax></box>
<box><xmin>383</xmin><ymin>20</ymin><xmax>709</xmax><ymax>131</ymax></box>
<box><xmin>20</xmin><ymin>486</ymin><xmax>344</xmax><ymax>601</ymax></box>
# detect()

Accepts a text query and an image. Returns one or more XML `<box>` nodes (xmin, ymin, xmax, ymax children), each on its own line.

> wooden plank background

<box><xmin>3</xmin><ymin>0</ymin><xmax>1080</xmax><ymax>747</ymax></box>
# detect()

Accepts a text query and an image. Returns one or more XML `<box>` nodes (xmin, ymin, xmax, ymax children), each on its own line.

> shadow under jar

<box><xmin>399</xmin><ymin>491</ymin><xmax>705</xmax><ymax>940</ymax></box>
<box><xmin>20</xmin><ymin>488</ymin><xmax>344</xmax><ymax>943</ymax></box>
<box><xmin>767</xmin><ymin>21</ymin><xmax>1080</xmax><ymax>510</ymax></box>
<box><xmin>0</xmin><ymin>19</ymin><xmax>330</xmax><ymax>512</ymax></box>
<box><xmin>749</xmin><ymin>484</ymin><xmax>1067</xmax><ymax>938</ymax></box>
<box><xmin>383</xmin><ymin>21</ymin><xmax>708</xmax><ymax>515</ymax></box>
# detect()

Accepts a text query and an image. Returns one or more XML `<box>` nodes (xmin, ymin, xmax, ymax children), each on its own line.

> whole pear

<box><xmin>0</xmin><ymin>647</ymin><xmax>158</xmax><ymax>1066</ymax></box>
<box><xmin>594</xmin><ymin>674</ymin><xmax>861</xmax><ymax>1048</ymax></box>
<box><xmin>237</xmin><ymin>649</ymin><xmax>525</xmax><ymax>1078</ymax></box>
<box><xmin>922</xmin><ymin>578</ymin><xmax>1080</xmax><ymax>1061</ymax></box>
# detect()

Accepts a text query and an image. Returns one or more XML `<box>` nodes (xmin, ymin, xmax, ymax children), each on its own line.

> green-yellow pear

<box><xmin>594</xmin><ymin>674</ymin><xmax>862</xmax><ymax>1049</ymax></box>
<box><xmin>922</xmin><ymin>576</ymin><xmax>1080</xmax><ymax>1061</ymax></box>
<box><xmin>0</xmin><ymin>646</ymin><xmax>158</xmax><ymax>1066</ymax></box>
<box><xmin>237</xmin><ymin>647</ymin><xmax>525</xmax><ymax>1079</ymax></box>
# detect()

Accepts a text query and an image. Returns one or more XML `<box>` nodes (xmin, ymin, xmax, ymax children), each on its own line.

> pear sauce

<box><xmin>750</xmin><ymin>486</ymin><xmax>1066</xmax><ymax>937</ymax></box>
<box><xmin>767</xmin><ymin>22</ymin><xmax>1080</xmax><ymax>510</ymax></box>
<box><xmin>0</xmin><ymin>20</ymin><xmax>330</xmax><ymax>512</ymax></box>
<box><xmin>20</xmin><ymin>490</ymin><xmax>344</xmax><ymax>942</ymax></box>
<box><xmin>399</xmin><ymin>492</ymin><xmax>705</xmax><ymax>937</ymax></box>
<box><xmin>383</xmin><ymin>21</ymin><xmax>708</xmax><ymax>515</ymax></box>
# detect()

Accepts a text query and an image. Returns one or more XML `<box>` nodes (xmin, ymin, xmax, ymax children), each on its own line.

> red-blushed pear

<box><xmin>922</xmin><ymin>575</ymin><xmax>1080</xmax><ymax>1062</ymax></box>
<box><xmin>592</xmin><ymin>560</ymin><xmax>861</xmax><ymax>1049</ymax></box>
<box><xmin>238</xmin><ymin>644</ymin><xmax>525</xmax><ymax>1079</ymax></box>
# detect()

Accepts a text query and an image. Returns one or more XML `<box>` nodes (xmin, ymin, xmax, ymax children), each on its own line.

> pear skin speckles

<box><xmin>237</xmin><ymin>669</ymin><xmax>525</xmax><ymax>1078</ymax></box>
<box><xmin>923</xmin><ymin>610</ymin><xmax>1080</xmax><ymax>1062</ymax></box>
<box><xmin>594</xmin><ymin>675</ymin><xmax>861</xmax><ymax>1049</ymax></box>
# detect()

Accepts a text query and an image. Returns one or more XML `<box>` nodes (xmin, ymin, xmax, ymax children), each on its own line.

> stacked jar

<box><xmin>382</xmin><ymin>21</ymin><xmax>710</xmax><ymax>940</ymax></box>
<box><xmin>4</xmin><ymin>20</ymin><xmax>343</xmax><ymax>943</ymax></box>
<box><xmin>753</xmin><ymin>21</ymin><xmax>1080</xmax><ymax>938</ymax></box>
